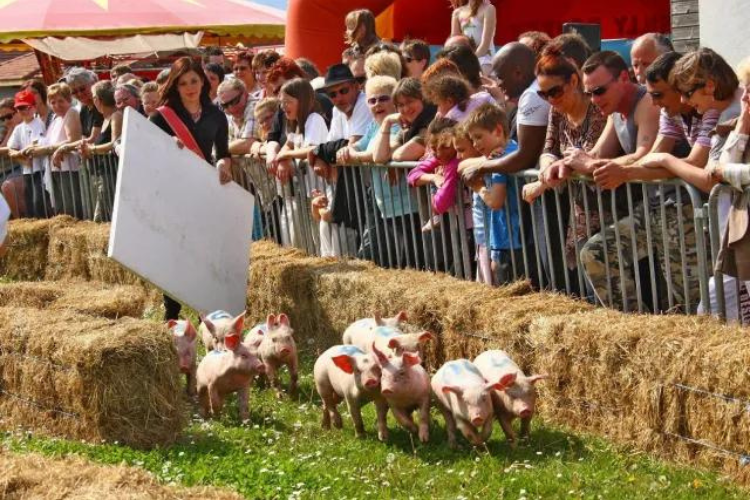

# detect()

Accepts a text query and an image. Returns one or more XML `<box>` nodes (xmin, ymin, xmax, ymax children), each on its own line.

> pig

<box><xmin>344</xmin><ymin>313</ymin><xmax>435</xmax><ymax>358</ymax></box>
<box><xmin>167</xmin><ymin>319</ymin><xmax>198</xmax><ymax>397</ymax></box>
<box><xmin>314</xmin><ymin>345</ymin><xmax>389</xmax><ymax>440</ymax></box>
<box><xmin>199</xmin><ymin>310</ymin><xmax>246</xmax><ymax>352</ymax></box>
<box><xmin>431</xmin><ymin>359</ymin><xmax>516</xmax><ymax>449</ymax></box>
<box><xmin>253</xmin><ymin>313</ymin><xmax>299</xmax><ymax>398</ymax></box>
<box><xmin>196</xmin><ymin>332</ymin><xmax>265</xmax><ymax>421</ymax></box>
<box><xmin>372</xmin><ymin>343</ymin><xmax>431</xmax><ymax>443</ymax></box>
<box><xmin>474</xmin><ymin>350</ymin><xmax>545</xmax><ymax>446</ymax></box>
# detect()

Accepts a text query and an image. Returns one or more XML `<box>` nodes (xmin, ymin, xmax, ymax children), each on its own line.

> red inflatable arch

<box><xmin>285</xmin><ymin>0</ymin><xmax>670</xmax><ymax>71</ymax></box>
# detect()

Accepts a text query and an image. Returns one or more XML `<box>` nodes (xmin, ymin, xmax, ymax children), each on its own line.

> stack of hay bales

<box><xmin>529</xmin><ymin>310</ymin><xmax>750</xmax><ymax>482</ymax></box>
<box><xmin>0</xmin><ymin>307</ymin><xmax>184</xmax><ymax>448</ymax></box>
<box><xmin>0</xmin><ymin>216</ymin><xmax>76</xmax><ymax>281</ymax></box>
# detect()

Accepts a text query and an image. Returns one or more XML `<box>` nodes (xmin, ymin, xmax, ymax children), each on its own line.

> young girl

<box><xmin>454</xmin><ymin>124</ymin><xmax>492</xmax><ymax>285</ymax></box>
<box><xmin>449</xmin><ymin>0</ymin><xmax>497</xmax><ymax>73</ymax></box>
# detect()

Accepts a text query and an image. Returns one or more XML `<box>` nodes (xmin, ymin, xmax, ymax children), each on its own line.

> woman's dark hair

<box><xmin>535</xmin><ymin>45</ymin><xmax>580</xmax><ymax>85</ymax></box>
<box><xmin>393</xmin><ymin>77</ymin><xmax>424</xmax><ymax>102</ymax></box>
<box><xmin>204</xmin><ymin>63</ymin><xmax>226</xmax><ymax>84</ymax></box>
<box><xmin>21</xmin><ymin>78</ymin><xmax>48</xmax><ymax>103</ymax></box>
<box><xmin>425</xmin><ymin>75</ymin><xmax>470</xmax><ymax>111</ymax></box>
<box><xmin>158</xmin><ymin>57</ymin><xmax>212</xmax><ymax>109</ymax></box>
<box><xmin>236</xmin><ymin>50</ymin><xmax>254</xmax><ymax>66</ymax></box>
<box><xmin>295</xmin><ymin>58</ymin><xmax>320</xmax><ymax>80</ymax></box>
<box><xmin>435</xmin><ymin>44</ymin><xmax>482</xmax><ymax>90</ymax></box>
<box><xmin>252</xmin><ymin>49</ymin><xmax>281</xmax><ymax>71</ymax></box>
<box><xmin>268</xmin><ymin>57</ymin><xmax>306</xmax><ymax>84</ymax></box>
<box><xmin>645</xmin><ymin>52</ymin><xmax>683</xmax><ymax>84</ymax></box>
<box><xmin>345</xmin><ymin>9</ymin><xmax>379</xmax><ymax>54</ymax></box>
<box><xmin>543</xmin><ymin>33</ymin><xmax>592</xmax><ymax>69</ymax></box>
<box><xmin>280</xmin><ymin>78</ymin><xmax>318</xmax><ymax>135</ymax></box>
<box><xmin>427</xmin><ymin>116</ymin><xmax>458</xmax><ymax>141</ymax></box>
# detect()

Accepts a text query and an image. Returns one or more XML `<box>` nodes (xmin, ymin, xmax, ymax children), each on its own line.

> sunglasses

<box><xmin>327</xmin><ymin>86</ymin><xmax>351</xmax><ymax>99</ymax></box>
<box><xmin>682</xmin><ymin>82</ymin><xmax>706</xmax><ymax>99</ymax></box>
<box><xmin>219</xmin><ymin>93</ymin><xmax>243</xmax><ymax>110</ymax></box>
<box><xmin>367</xmin><ymin>95</ymin><xmax>391</xmax><ymax>106</ymax></box>
<box><xmin>583</xmin><ymin>79</ymin><xmax>615</xmax><ymax>98</ymax></box>
<box><xmin>0</xmin><ymin>112</ymin><xmax>14</xmax><ymax>121</ymax></box>
<box><xmin>536</xmin><ymin>84</ymin><xmax>565</xmax><ymax>101</ymax></box>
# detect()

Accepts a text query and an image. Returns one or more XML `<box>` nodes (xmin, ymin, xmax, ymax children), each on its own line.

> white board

<box><xmin>700</xmin><ymin>0</ymin><xmax>750</xmax><ymax>68</ymax></box>
<box><xmin>109</xmin><ymin>108</ymin><xmax>254</xmax><ymax>316</ymax></box>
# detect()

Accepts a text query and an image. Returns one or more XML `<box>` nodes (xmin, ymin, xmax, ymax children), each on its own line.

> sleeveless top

<box><xmin>613</xmin><ymin>85</ymin><xmax>647</xmax><ymax>155</ymax></box>
<box><xmin>458</xmin><ymin>3</ymin><xmax>496</xmax><ymax>65</ymax></box>
<box><xmin>45</xmin><ymin>108</ymin><xmax>80</xmax><ymax>173</ymax></box>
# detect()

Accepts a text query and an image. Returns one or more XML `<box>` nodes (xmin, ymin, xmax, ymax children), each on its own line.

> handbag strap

<box><xmin>157</xmin><ymin>106</ymin><xmax>205</xmax><ymax>161</ymax></box>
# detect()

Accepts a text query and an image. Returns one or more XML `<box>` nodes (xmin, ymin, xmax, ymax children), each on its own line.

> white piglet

<box><xmin>431</xmin><ymin>359</ymin><xmax>516</xmax><ymax>449</ymax></box>
<box><xmin>344</xmin><ymin>311</ymin><xmax>435</xmax><ymax>358</ymax></box>
<box><xmin>196</xmin><ymin>332</ymin><xmax>265</xmax><ymax>420</ymax></box>
<box><xmin>253</xmin><ymin>313</ymin><xmax>299</xmax><ymax>398</ymax></box>
<box><xmin>199</xmin><ymin>310</ymin><xmax>246</xmax><ymax>352</ymax></box>
<box><xmin>474</xmin><ymin>350</ymin><xmax>545</xmax><ymax>446</ymax></box>
<box><xmin>167</xmin><ymin>319</ymin><xmax>198</xmax><ymax>397</ymax></box>
<box><xmin>343</xmin><ymin>311</ymin><xmax>408</xmax><ymax>348</ymax></box>
<box><xmin>314</xmin><ymin>345</ymin><xmax>389</xmax><ymax>440</ymax></box>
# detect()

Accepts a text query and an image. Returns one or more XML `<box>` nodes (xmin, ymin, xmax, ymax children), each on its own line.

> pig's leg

<box><xmin>330</xmin><ymin>403</ymin><xmax>343</xmax><ymax>429</ymax></box>
<box><xmin>186</xmin><ymin>369</ymin><xmax>197</xmax><ymax>398</ymax></box>
<box><xmin>265</xmin><ymin>361</ymin><xmax>280</xmax><ymax>394</ymax></box>
<box><xmin>198</xmin><ymin>386</ymin><xmax>210</xmax><ymax>418</ymax></box>
<box><xmin>520</xmin><ymin>417</ymin><xmax>531</xmax><ymax>440</ymax></box>
<box><xmin>237</xmin><ymin>385</ymin><xmax>249</xmax><ymax>421</ymax></box>
<box><xmin>436</xmin><ymin>403</ymin><xmax>458</xmax><ymax>449</ymax></box>
<box><xmin>208</xmin><ymin>386</ymin><xmax>223</xmax><ymax>418</ymax></box>
<box><xmin>498</xmin><ymin>414</ymin><xmax>517</xmax><ymax>448</ymax></box>
<box><xmin>457</xmin><ymin>420</ymin><xmax>483</xmax><ymax>446</ymax></box>
<box><xmin>391</xmin><ymin>406</ymin><xmax>418</xmax><ymax>434</ymax></box>
<box><xmin>346</xmin><ymin>396</ymin><xmax>366</xmax><ymax>438</ymax></box>
<box><xmin>374</xmin><ymin>398</ymin><xmax>390</xmax><ymax>442</ymax></box>
<box><xmin>417</xmin><ymin>397</ymin><xmax>430</xmax><ymax>443</ymax></box>
<box><xmin>479</xmin><ymin>418</ymin><xmax>493</xmax><ymax>443</ymax></box>
<box><xmin>288</xmin><ymin>357</ymin><xmax>299</xmax><ymax>398</ymax></box>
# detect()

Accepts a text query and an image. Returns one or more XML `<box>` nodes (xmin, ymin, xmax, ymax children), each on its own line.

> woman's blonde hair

<box><xmin>365</xmin><ymin>75</ymin><xmax>398</xmax><ymax>97</ymax></box>
<box><xmin>737</xmin><ymin>57</ymin><xmax>750</xmax><ymax>86</ymax></box>
<box><xmin>47</xmin><ymin>82</ymin><xmax>72</xmax><ymax>101</ymax></box>
<box><xmin>364</xmin><ymin>52</ymin><xmax>402</xmax><ymax>80</ymax></box>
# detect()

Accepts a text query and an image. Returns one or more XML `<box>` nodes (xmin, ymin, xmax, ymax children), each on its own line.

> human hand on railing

<box><xmin>458</xmin><ymin>157</ymin><xmax>485</xmax><ymax>184</ymax></box>
<box><xmin>540</xmin><ymin>160</ymin><xmax>569</xmax><ymax>188</ymax></box>
<box><xmin>217</xmin><ymin>159</ymin><xmax>232</xmax><ymax>185</ymax></box>
<box><xmin>78</xmin><ymin>141</ymin><xmax>92</xmax><ymax>159</ymax></box>
<box><xmin>465</xmin><ymin>175</ymin><xmax>484</xmax><ymax>192</ymax></box>
<box><xmin>51</xmin><ymin>147</ymin><xmax>65</xmax><ymax>169</ymax></box>
<box><xmin>637</xmin><ymin>152</ymin><xmax>672</xmax><ymax>170</ymax></box>
<box><xmin>310</xmin><ymin>189</ymin><xmax>329</xmax><ymax>209</ymax></box>
<box><xmin>593</xmin><ymin>160</ymin><xmax>628</xmax><ymax>190</ymax></box>
<box><xmin>249</xmin><ymin>140</ymin><xmax>263</xmax><ymax>159</ymax></box>
<box><xmin>21</xmin><ymin>145</ymin><xmax>42</xmax><ymax>158</ymax></box>
<box><xmin>563</xmin><ymin>147</ymin><xmax>595</xmax><ymax>173</ymax></box>
<box><xmin>522</xmin><ymin>180</ymin><xmax>546</xmax><ymax>204</ymax></box>
<box><xmin>275</xmin><ymin>160</ymin><xmax>293</xmax><ymax>184</ymax></box>
<box><xmin>266</xmin><ymin>151</ymin><xmax>278</xmax><ymax>176</ymax></box>
<box><xmin>336</xmin><ymin>146</ymin><xmax>353</xmax><ymax>165</ymax></box>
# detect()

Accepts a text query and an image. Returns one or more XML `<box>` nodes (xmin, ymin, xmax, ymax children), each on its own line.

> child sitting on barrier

<box><xmin>464</xmin><ymin>103</ymin><xmax>521</xmax><ymax>285</ymax></box>
<box><xmin>454</xmin><ymin>123</ymin><xmax>493</xmax><ymax>285</ymax></box>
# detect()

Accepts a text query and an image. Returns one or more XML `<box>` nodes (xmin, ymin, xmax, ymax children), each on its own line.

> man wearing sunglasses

<box><xmin>217</xmin><ymin>78</ymin><xmax>256</xmax><ymax>155</ymax></box>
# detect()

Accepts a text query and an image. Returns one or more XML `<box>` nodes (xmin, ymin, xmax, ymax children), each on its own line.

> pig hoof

<box><xmin>508</xmin><ymin>439</ymin><xmax>517</xmax><ymax>450</ymax></box>
<box><xmin>378</xmin><ymin>432</ymin><xmax>389</xmax><ymax>442</ymax></box>
<box><xmin>419</xmin><ymin>430</ymin><xmax>429</xmax><ymax>443</ymax></box>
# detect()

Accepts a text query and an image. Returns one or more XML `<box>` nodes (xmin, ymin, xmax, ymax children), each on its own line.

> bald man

<box><xmin>630</xmin><ymin>33</ymin><xmax>674</xmax><ymax>84</ymax></box>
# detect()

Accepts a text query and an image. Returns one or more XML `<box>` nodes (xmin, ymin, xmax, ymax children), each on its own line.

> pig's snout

<box><xmin>256</xmin><ymin>363</ymin><xmax>267</xmax><ymax>374</ymax></box>
<box><xmin>381</xmin><ymin>388</ymin><xmax>394</xmax><ymax>396</ymax></box>
<box><xmin>519</xmin><ymin>408</ymin><xmax>532</xmax><ymax>418</ymax></box>
<box><xmin>365</xmin><ymin>379</ymin><xmax>379</xmax><ymax>388</ymax></box>
<box><xmin>471</xmin><ymin>416</ymin><xmax>485</xmax><ymax>426</ymax></box>
<box><xmin>279</xmin><ymin>347</ymin><xmax>291</xmax><ymax>357</ymax></box>
<box><xmin>179</xmin><ymin>365</ymin><xmax>191</xmax><ymax>374</ymax></box>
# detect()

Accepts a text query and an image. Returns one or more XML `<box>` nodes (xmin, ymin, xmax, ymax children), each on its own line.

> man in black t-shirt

<box><xmin>65</xmin><ymin>67</ymin><xmax>103</xmax><ymax>141</ymax></box>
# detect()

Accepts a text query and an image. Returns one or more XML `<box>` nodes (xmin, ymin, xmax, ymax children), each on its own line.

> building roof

<box><xmin>0</xmin><ymin>52</ymin><xmax>41</xmax><ymax>87</ymax></box>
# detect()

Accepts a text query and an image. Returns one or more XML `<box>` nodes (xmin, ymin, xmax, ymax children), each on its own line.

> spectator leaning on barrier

<box><xmin>630</xmin><ymin>33</ymin><xmax>674</xmax><ymax>85</ymax></box>
<box><xmin>0</xmin><ymin>98</ymin><xmax>20</xmax><ymax>148</ymax></box>
<box><xmin>65</xmin><ymin>67</ymin><xmax>102</xmax><ymax>142</ymax></box>
<box><xmin>252</xmin><ymin>50</ymin><xmax>282</xmax><ymax>100</ymax></box>
<box><xmin>218</xmin><ymin>78</ymin><xmax>256</xmax><ymax>155</ymax></box>
<box><xmin>233</xmin><ymin>51</ymin><xmax>259</xmax><ymax>97</ymax></box>
<box><xmin>21</xmin><ymin>79</ymin><xmax>52</xmax><ymax>130</ymax></box>
<box><xmin>114</xmin><ymin>83</ymin><xmax>142</xmax><ymax>113</ymax></box>
<box><xmin>140</xmin><ymin>82</ymin><xmax>159</xmax><ymax>118</ymax></box>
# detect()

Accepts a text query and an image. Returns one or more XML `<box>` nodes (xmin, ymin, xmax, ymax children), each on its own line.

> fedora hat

<box><xmin>322</xmin><ymin>63</ymin><xmax>355</xmax><ymax>89</ymax></box>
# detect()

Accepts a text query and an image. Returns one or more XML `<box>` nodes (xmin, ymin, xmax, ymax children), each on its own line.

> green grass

<box><xmin>1</xmin><ymin>352</ymin><xmax>746</xmax><ymax>500</ymax></box>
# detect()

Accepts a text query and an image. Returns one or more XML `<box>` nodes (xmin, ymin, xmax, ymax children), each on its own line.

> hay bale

<box><xmin>0</xmin><ymin>281</ymin><xmax>149</xmax><ymax>319</ymax></box>
<box><xmin>528</xmin><ymin>310</ymin><xmax>750</xmax><ymax>480</ymax></box>
<box><xmin>0</xmin><ymin>307</ymin><xmax>184</xmax><ymax>448</ymax></box>
<box><xmin>0</xmin><ymin>450</ymin><xmax>244</xmax><ymax>499</ymax></box>
<box><xmin>0</xmin><ymin>216</ymin><xmax>76</xmax><ymax>281</ymax></box>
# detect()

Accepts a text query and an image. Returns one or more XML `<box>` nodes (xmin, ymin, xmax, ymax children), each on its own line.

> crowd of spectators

<box><xmin>4</xmin><ymin>6</ymin><xmax>750</xmax><ymax>319</ymax></box>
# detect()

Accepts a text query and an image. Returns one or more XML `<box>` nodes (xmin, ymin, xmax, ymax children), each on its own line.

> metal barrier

<box><xmin>2</xmin><ymin>148</ymin><xmax>745</xmax><ymax>323</ymax></box>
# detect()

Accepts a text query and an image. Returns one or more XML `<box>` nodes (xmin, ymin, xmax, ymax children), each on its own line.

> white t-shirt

<box><xmin>287</xmin><ymin>112</ymin><xmax>328</xmax><ymax>149</ymax></box>
<box><xmin>516</xmin><ymin>80</ymin><xmax>550</xmax><ymax>128</ymax></box>
<box><xmin>327</xmin><ymin>91</ymin><xmax>372</xmax><ymax>142</ymax></box>
<box><xmin>7</xmin><ymin>118</ymin><xmax>46</xmax><ymax>174</ymax></box>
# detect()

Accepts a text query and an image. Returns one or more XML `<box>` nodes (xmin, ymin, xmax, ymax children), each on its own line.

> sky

<box><xmin>248</xmin><ymin>0</ymin><xmax>287</xmax><ymax>11</ymax></box>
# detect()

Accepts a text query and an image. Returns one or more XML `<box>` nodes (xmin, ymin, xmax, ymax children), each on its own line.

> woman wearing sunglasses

<box><xmin>0</xmin><ymin>98</ymin><xmax>19</xmax><ymax>149</ymax></box>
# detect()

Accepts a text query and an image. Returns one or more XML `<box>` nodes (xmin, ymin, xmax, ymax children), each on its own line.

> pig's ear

<box><xmin>331</xmin><ymin>354</ymin><xmax>355</xmax><ymax>374</ymax></box>
<box><xmin>232</xmin><ymin>312</ymin><xmax>246</xmax><ymax>335</ymax></box>
<box><xmin>374</xmin><ymin>311</ymin><xmax>383</xmax><ymax>326</ymax></box>
<box><xmin>395</xmin><ymin>310</ymin><xmax>408</xmax><ymax>323</ymax></box>
<box><xmin>225</xmin><ymin>333</ymin><xmax>241</xmax><ymax>351</ymax></box>
<box><xmin>166</xmin><ymin>319</ymin><xmax>179</xmax><ymax>330</ymax></box>
<box><xmin>489</xmin><ymin>372</ymin><xmax>517</xmax><ymax>392</ymax></box>
<box><xmin>387</xmin><ymin>337</ymin><xmax>401</xmax><ymax>349</ymax></box>
<box><xmin>184</xmin><ymin>321</ymin><xmax>198</xmax><ymax>341</ymax></box>
<box><xmin>372</xmin><ymin>343</ymin><xmax>389</xmax><ymax>365</ymax></box>
<box><xmin>266</xmin><ymin>314</ymin><xmax>276</xmax><ymax>327</ymax></box>
<box><xmin>277</xmin><ymin>313</ymin><xmax>290</xmax><ymax>327</ymax></box>
<box><xmin>418</xmin><ymin>331</ymin><xmax>435</xmax><ymax>344</ymax></box>
<box><xmin>527</xmin><ymin>374</ymin><xmax>547</xmax><ymax>385</ymax></box>
<box><xmin>403</xmin><ymin>353</ymin><xmax>421</xmax><ymax>367</ymax></box>
<box><xmin>442</xmin><ymin>385</ymin><xmax>463</xmax><ymax>396</ymax></box>
<box><xmin>202</xmin><ymin>317</ymin><xmax>217</xmax><ymax>335</ymax></box>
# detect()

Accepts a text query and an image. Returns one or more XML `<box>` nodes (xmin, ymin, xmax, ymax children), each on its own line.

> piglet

<box><xmin>314</xmin><ymin>345</ymin><xmax>389</xmax><ymax>440</ymax></box>
<box><xmin>372</xmin><ymin>343</ymin><xmax>431</xmax><ymax>443</ymax></box>
<box><xmin>473</xmin><ymin>350</ymin><xmax>545</xmax><ymax>446</ymax></box>
<box><xmin>196</xmin><ymin>332</ymin><xmax>265</xmax><ymax>420</ymax></box>
<box><xmin>199</xmin><ymin>310</ymin><xmax>246</xmax><ymax>352</ymax></box>
<box><xmin>431</xmin><ymin>359</ymin><xmax>516</xmax><ymax>449</ymax></box>
<box><xmin>167</xmin><ymin>319</ymin><xmax>198</xmax><ymax>397</ymax></box>
<box><xmin>342</xmin><ymin>311</ymin><xmax>408</xmax><ymax>349</ymax></box>
<box><xmin>344</xmin><ymin>313</ymin><xmax>434</xmax><ymax>358</ymax></box>
<box><xmin>253</xmin><ymin>313</ymin><xmax>299</xmax><ymax>398</ymax></box>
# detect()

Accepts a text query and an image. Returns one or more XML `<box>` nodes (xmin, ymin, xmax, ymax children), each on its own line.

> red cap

<box><xmin>14</xmin><ymin>90</ymin><xmax>36</xmax><ymax>109</ymax></box>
